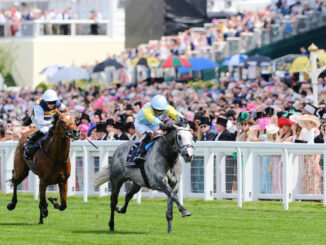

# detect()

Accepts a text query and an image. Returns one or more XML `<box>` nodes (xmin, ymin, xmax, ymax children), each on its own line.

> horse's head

<box><xmin>164</xmin><ymin>119</ymin><xmax>194</xmax><ymax>163</ymax></box>
<box><xmin>53</xmin><ymin>111</ymin><xmax>80</xmax><ymax>140</ymax></box>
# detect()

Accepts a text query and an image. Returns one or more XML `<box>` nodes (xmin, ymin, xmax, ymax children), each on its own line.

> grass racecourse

<box><xmin>1</xmin><ymin>193</ymin><xmax>326</xmax><ymax>244</ymax></box>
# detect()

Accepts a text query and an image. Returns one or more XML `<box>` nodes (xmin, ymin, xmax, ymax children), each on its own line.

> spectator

<box><xmin>199</xmin><ymin>117</ymin><xmax>216</xmax><ymax>141</ymax></box>
<box><xmin>214</xmin><ymin>116</ymin><xmax>235</xmax><ymax>141</ymax></box>
<box><xmin>113</xmin><ymin>121</ymin><xmax>129</xmax><ymax>140</ymax></box>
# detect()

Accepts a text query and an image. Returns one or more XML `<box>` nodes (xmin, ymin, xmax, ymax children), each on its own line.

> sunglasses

<box><xmin>200</xmin><ymin>125</ymin><xmax>208</xmax><ymax>128</ymax></box>
<box><xmin>47</xmin><ymin>101</ymin><xmax>56</xmax><ymax>105</ymax></box>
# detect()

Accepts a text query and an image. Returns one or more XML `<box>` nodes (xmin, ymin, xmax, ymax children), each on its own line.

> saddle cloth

<box><xmin>126</xmin><ymin>141</ymin><xmax>154</xmax><ymax>165</ymax></box>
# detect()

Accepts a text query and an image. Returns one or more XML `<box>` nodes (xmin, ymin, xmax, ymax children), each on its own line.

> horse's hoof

<box><xmin>38</xmin><ymin>221</ymin><xmax>43</xmax><ymax>225</ymax></box>
<box><xmin>59</xmin><ymin>204</ymin><xmax>67</xmax><ymax>211</ymax></box>
<box><xmin>115</xmin><ymin>206</ymin><xmax>126</xmax><ymax>214</ymax></box>
<box><xmin>182</xmin><ymin>210</ymin><xmax>191</xmax><ymax>217</ymax></box>
<box><xmin>7</xmin><ymin>203</ymin><xmax>16</xmax><ymax>211</ymax></box>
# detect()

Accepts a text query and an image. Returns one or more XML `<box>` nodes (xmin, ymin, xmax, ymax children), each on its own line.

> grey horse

<box><xmin>93</xmin><ymin>119</ymin><xmax>194</xmax><ymax>233</ymax></box>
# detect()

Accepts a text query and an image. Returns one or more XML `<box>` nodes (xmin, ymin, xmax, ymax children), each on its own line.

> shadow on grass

<box><xmin>72</xmin><ymin>230</ymin><xmax>147</xmax><ymax>235</ymax></box>
<box><xmin>0</xmin><ymin>222</ymin><xmax>36</xmax><ymax>226</ymax></box>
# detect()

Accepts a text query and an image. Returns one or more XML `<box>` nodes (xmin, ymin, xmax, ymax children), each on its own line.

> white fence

<box><xmin>1</xmin><ymin>141</ymin><xmax>326</xmax><ymax>210</ymax></box>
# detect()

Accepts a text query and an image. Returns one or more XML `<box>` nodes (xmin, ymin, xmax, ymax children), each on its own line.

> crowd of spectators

<box><xmin>0</xmin><ymin>7</ymin><xmax>103</xmax><ymax>36</ymax></box>
<box><xmin>1</xmin><ymin>73</ymin><xmax>326</xmax><ymax>144</ymax></box>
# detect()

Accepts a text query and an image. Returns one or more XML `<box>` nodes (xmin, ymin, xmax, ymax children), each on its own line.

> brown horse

<box><xmin>7</xmin><ymin>110</ymin><xmax>80</xmax><ymax>224</ymax></box>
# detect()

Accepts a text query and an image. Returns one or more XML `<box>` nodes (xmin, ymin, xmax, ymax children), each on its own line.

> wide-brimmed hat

<box><xmin>289</xmin><ymin>114</ymin><xmax>303</xmax><ymax>124</ymax></box>
<box><xmin>278</xmin><ymin>117</ymin><xmax>292</xmax><ymax>128</ymax></box>
<box><xmin>266</xmin><ymin>124</ymin><xmax>279</xmax><ymax>135</ymax></box>
<box><xmin>249</xmin><ymin>125</ymin><xmax>260</xmax><ymax>132</ymax></box>
<box><xmin>298</xmin><ymin>114</ymin><xmax>320</xmax><ymax>128</ymax></box>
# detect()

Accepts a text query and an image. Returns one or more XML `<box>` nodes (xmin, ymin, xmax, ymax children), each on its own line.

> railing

<box><xmin>187</xmin><ymin>11</ymin><xmax>326</xmax><ymax>61</ymax></box>
<box><xmin>0</xmin><ymin>19</ymin><xmax>112</xmax><ymax>38</ymax></box>
<box><xmin>1</xmin><ymin>141</ymin><xmax>326</xmax><ymax>209</ymax></box>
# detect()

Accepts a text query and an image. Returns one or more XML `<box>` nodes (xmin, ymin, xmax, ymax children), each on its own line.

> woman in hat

<box><xmin>236</xmin><ymin>119</ymin><xmax>254</xmax><ymax>142</ymax></box>
<box><xmin>276</xmin><ymin>117</ymin><xmax>293</xmax><ymax>142</ymax></box>
<box><xmin>298</xmin><ymin>114</ymin><xmax>322</xmax><ymax>194</ymax></box>
<box><xmin>265</xmin><ymin>124</ymin><xmax>282</xmax><ymax>194</ymax></box>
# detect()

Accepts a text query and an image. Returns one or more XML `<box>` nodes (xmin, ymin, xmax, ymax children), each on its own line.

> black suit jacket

<box><xmin>314</xmin><ymin>133</ymin><xmax>324</xmax><ymax>144</ymax></box>
<box><xmin>215</xmin><ymin>130</ymin><xmax>235</xmax><ymax>141</ymax></box>
<box><xmin>114</xmin><ymin>133</ymin><xmax>129</xmax><ymax>140</ymax></box>
<box><xmin>201</xmin><ymin>129</ymin><xmax>217</xmax><ymax>141</ymax></box>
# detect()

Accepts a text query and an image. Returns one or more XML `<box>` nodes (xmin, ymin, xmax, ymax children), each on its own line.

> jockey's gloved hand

<box><xmin>159</xmin><ymin>123</ymin><xmax>168</xmax><ymax>131</ymax></box>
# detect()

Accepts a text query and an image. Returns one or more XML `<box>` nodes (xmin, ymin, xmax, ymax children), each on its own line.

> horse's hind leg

<box><xmin>7</xmin><ymin>159</ymin><xmax>29</xmax><ymax>211</ymax></box>
<box><xmin>38</xmin><ymin>181</ymin><xmax>48</xmax><ymax>224</ymax></box>
<box><xmin>48</xmin><ymin>181</ymin><xmax>67</xmax><ymax>211</ymax></box>
<box><xmin>116</xmin><ymin>182</ymin><xmax>140</xmax><ymax>214</ymax></box>
<box><xmin>109</xmin><ymin>179</ymin><xmax>124</xmax><ymax>231</ymax></box>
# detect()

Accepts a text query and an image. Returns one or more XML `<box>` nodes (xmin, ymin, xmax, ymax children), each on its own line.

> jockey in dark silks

<box><xmin>128</xmin><ymin>95</ymin><xmax>184</xmax><ymax>168</ymax></box>
<box><xmin>23</xmin><ymin>89</ymin><xmax>66</xmax><ymax>161</ymax></box>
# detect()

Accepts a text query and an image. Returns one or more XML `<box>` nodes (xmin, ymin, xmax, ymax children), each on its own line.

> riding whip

<box><xmin>86</xmin><ymin>138</ymin><xmax>98</xmax><ymax>149</ymax></box>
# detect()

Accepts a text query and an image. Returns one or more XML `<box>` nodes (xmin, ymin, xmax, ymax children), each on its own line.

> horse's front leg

<box><xmin>159</xmin><ymin>178</ymin><xmax>191</xmax><ymax>217</ymax></box>
<box><xmin>39</xmin><ymin>181</ymin><xmax>48</xmax><ymax>224</ymax></box>
<box><xmin>166</xmin><ymin>197</ymin><xmax>173</xmax><ymax>233</ymax></box>
<box><xmin>48</xmin><ymin>181</ymin><xmax>67</xmax><ymax>211</ymax></box>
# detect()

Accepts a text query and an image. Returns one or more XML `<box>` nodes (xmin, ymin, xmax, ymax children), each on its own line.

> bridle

<box><xmin>53</xmin><ymin>113</ymin><xmax>79</xmax><ymax>140</ymax></box>
<box><xmin>163</xmin><ymin>127</ymin><xmax>194</xmax><ymax>155</ymax></box>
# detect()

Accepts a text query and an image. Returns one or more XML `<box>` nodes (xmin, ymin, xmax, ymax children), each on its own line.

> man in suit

<box><xmin>214</xmin><ymin>116</ymin><xmax>235</xmax><ymax>141</ymax></box>
<box><xmin>199</xmin><ymin>117</ymin><xmax>216</xmax><ymax>141</ymax></box>
<box><xmin>113</xmin><ymin>121</ymin><xmax>129</xmax><ymax>140</ymax></box>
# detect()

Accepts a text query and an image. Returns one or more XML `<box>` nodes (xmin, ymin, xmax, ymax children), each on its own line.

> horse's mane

<box><xmin>164</xmin><ymin>119</ymin><xmax>189</xmax><ymax>128</ymax></box>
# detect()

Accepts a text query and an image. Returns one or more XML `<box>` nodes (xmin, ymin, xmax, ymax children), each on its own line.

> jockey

<box><xmin>129</xmin><ymin>95</ymin><xmax>184</xmax><ymax>167</ymax></box>
<box><xmin>23</xmin><ymin>89</ymin><xmax>66</xmax><ymax>160</ymax></box>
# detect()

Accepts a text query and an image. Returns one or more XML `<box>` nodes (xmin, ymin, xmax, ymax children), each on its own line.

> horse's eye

<box><xmin>178</xmin><ymin>135</ymin><xmax>181</xmax><ymax>140</ymax></box>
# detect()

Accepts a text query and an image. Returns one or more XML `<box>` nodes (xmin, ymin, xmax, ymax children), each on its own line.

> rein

<box><xmin>41</xmin><ymin>113</ymin><xmax>74</xmax><ymax>164</ymax></box>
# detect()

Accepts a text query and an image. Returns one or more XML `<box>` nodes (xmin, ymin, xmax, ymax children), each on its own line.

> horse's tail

<box><xmin>93</xmin><ymin>166</ymin><xmax>110</xmax><ymax>187</ymax></box>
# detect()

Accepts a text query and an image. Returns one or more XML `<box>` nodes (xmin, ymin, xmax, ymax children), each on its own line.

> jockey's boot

<box><xmin>23</xmin><ymin>130</ymin><xmax>44</xmax><ymax>161</ymax></box>
<box><xmin>128</xmin><ymin>133</ymin><xmax>151</xmax><ymax>168</ymax></box>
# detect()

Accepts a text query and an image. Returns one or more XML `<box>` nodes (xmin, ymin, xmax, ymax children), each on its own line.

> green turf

<box><xmin>0</xmin><ymin>193</ymin><xmax>326</xmax><ymax>245</ymax></box>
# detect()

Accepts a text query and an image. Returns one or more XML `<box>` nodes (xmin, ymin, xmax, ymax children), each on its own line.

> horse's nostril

<box><xmin>72</xmin><ymin>130</ymin><xmax>77</xmax><ymax>134</ymax></box>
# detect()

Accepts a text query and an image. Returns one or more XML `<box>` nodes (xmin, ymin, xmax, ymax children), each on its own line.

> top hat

<box><xmin>125</xmin><ymin>104</ymin><xmax>133</xmax><ymax>111</ymax></box>
<box><xmin>254</xmin><ymin>111</ymin><xmax>265</xmax><ymax>120</ymax></box>
<box><xmin>215</xmin><ymin>117</ymin><xmax>228</xmax><ymax>127</ymax></box>
<box><xmin>113</xmin><ymin>121</ymin><xmax>125</xmax><ymax>131</ymax></box>
<box><xmin>106</xmin><ymin>118</ymin><xmax>114</xmax><ymax>126</ymax></box>
<box><xmin>96</xmin><ymin>122</ymin><xmax>107</xmax><ymax>133</ymax></box>
<box><xmin>303</xmin><ymin>103</ymin><xmax>318</xmax><ymax>115</ymax></box>
<box><xmin>199</xmin><ymin>117</ymin><xmax>211</xmax><ymax>126</ymax></box>
<box><xmin>125</xmin><ymin>122</ymin><xmax>135</xmax><ymax>131</ymax></box>
<box><xmin>264</xmin><ymin>107</ymin><xmax>274</xmax><ymax>116</ymax></box>
<box><xmin>81</xmin><ymin>113</ymin><xmax>90</xmax><ymax>122</ymax></box>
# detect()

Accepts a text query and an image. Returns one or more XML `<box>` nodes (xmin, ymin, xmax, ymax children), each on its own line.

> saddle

<box><xmin>126</xmin><ymin>135</ymin><xmax>161</xmax><ymax>166</ymax></box>
<box><xmin>126</xmin><ymin>141</ymin><xmax>154</xmax><ymax>166</ymax></box>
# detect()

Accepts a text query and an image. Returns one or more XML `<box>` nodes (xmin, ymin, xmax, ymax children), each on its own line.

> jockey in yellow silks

<box><xmin>128</xmin><ymin>95</ymin><xmax>184</xmax><ymax>167</ymax></box>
